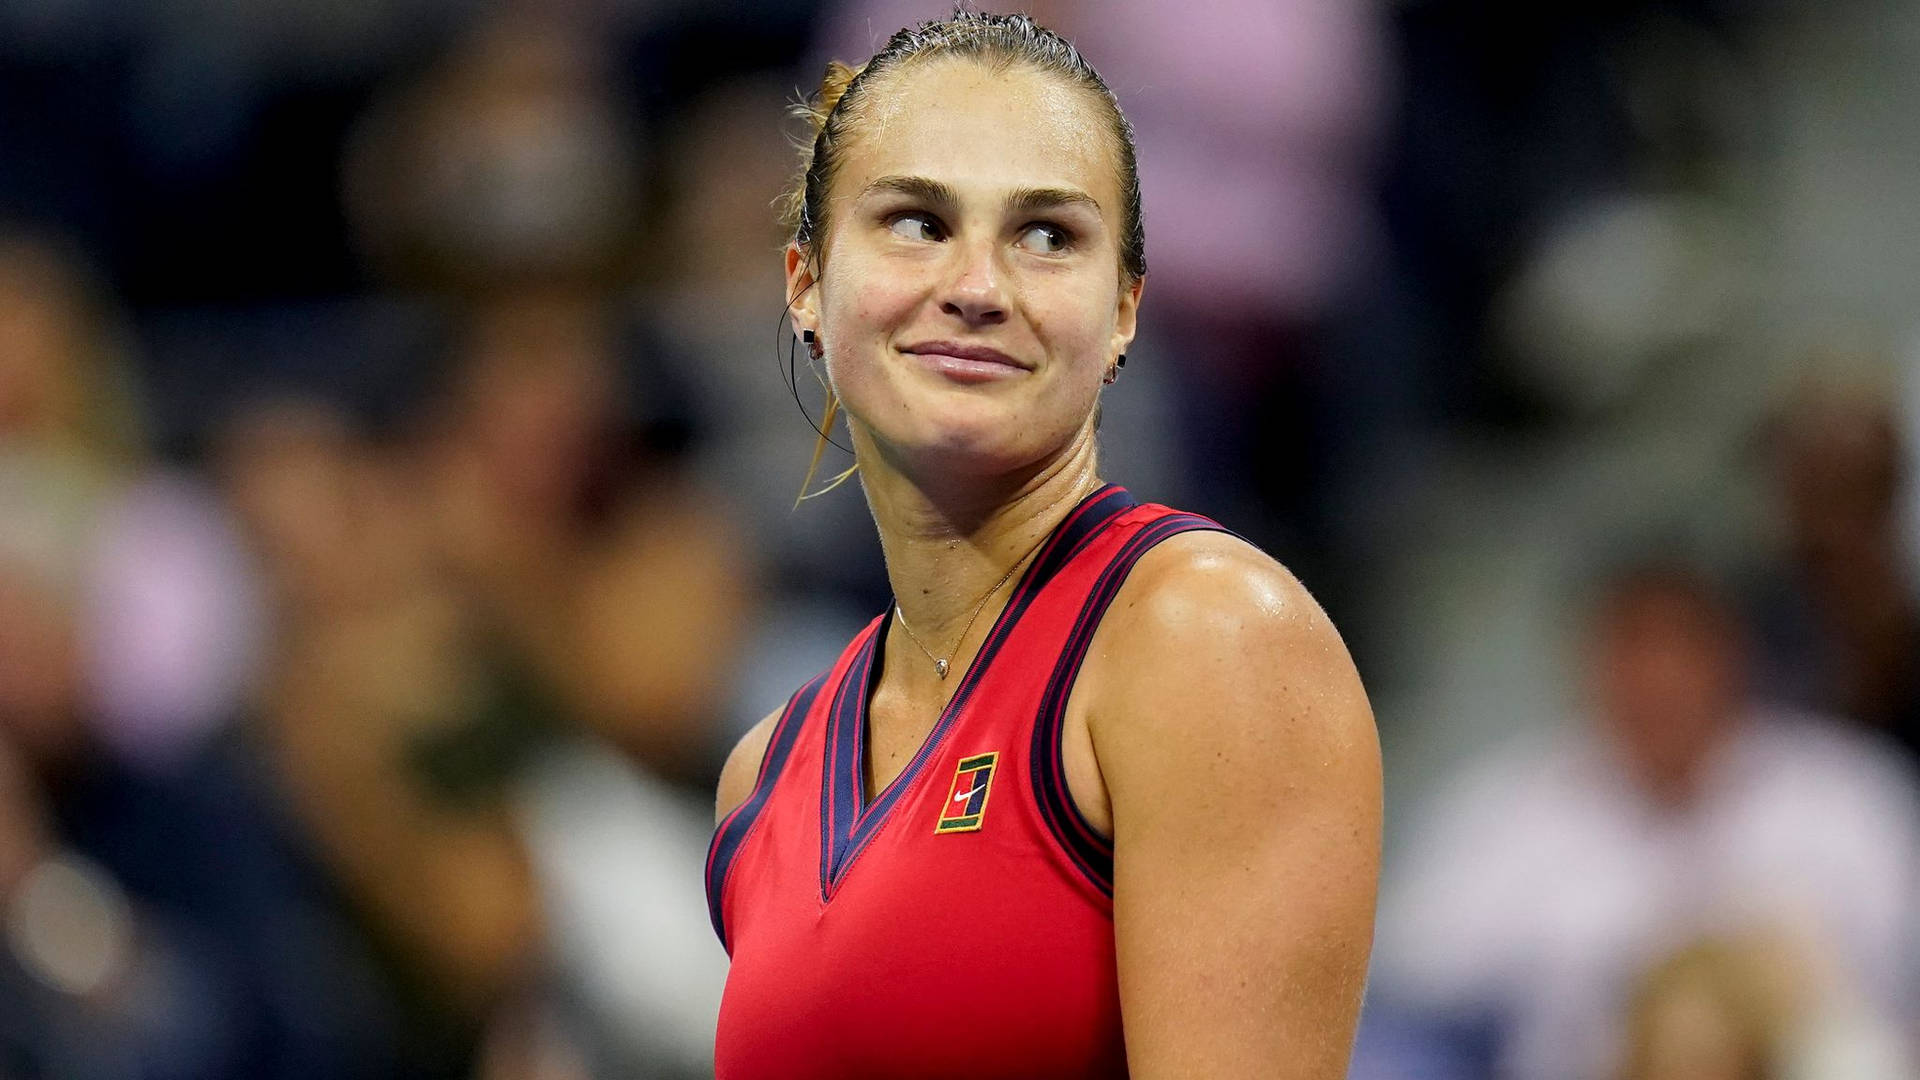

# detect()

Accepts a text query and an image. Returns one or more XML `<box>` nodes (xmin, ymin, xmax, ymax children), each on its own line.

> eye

<box><xmin>1016</xmin><ymin>222</ymin><xmax>1071</xmax><ymax>255</ymax></box>
<box><xmin>887</xmin><ymin>213</ymin><xmax>944</xmax><ymax>242</ymax></box>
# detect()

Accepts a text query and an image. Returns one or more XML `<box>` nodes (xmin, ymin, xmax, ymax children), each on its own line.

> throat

<box><xmin>858</xmin><ymin>614</ymin><xmax>968</xmax><ymax>804</ymax></box>
<box><xmin>872</xmin><ymin>449</ymin><xmax>1103</xmax><ymax>660</ymax></box>
<box><xmin>862</xmin><ymin>686</ymin><xmax>942</xmax><ymax>803</ymax></box>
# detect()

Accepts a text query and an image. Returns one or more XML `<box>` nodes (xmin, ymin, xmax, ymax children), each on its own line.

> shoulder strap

<box><xmin>705</xmin><ymin>668</ymin><xmax>832</xmax><ymax>953</ymax></box>
<box><xmin>1028</xmin><ymin>510</ymin><xmax>1228</xmax><ymax>897</ymax></box>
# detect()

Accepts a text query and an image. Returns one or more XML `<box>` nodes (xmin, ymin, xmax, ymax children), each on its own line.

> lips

<box><xmin>899</xmin><ymin>341</ymin><xmax>1028</xmax><ymax>368</ymax></box>
<box><xmin>898</xmin><ymin>341</ymin><xmax>1031</xmax><ymax>382</ymax></box>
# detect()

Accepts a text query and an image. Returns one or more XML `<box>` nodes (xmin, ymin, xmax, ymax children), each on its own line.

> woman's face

<box><xmin>787</xmin><ymin>60</ymin><xmax>1141</xmax><ymax>479</ymax></box>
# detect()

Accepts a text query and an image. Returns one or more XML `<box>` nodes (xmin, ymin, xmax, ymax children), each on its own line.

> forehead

<box><xmin>838</xmin><ymin>59</ymin><xmax>1120</xmax><ymax>212</ymax></box>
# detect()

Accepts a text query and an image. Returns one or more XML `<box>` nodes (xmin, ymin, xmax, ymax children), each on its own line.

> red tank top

<box><xmin>706</xmin><ymin>486</ymin><xmax>1222</xmax><ymax>1079</ymax></box>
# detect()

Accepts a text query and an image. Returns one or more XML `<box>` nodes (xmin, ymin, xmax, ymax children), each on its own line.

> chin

<box><xmin>843</xmin><ymin>372</ymin><xmax>1090</xmax><ymax>475</ymax></box>
<box><xmin>904</xmin><ymin>404</ymin><xmax>1077</xmax><ymax>476</ymax></box>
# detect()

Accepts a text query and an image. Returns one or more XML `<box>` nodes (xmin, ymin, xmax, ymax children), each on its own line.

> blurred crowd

<box><xmin>1</xmin><ymin>1</ymin><xmax>1918</xmax><ymax>1078</ymax></box>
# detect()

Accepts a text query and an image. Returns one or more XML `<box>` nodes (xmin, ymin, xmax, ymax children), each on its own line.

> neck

<box><xmin>860</xmin><ymin>429</ymin><xmax>1103</xmax><ymax>679</ymax></box>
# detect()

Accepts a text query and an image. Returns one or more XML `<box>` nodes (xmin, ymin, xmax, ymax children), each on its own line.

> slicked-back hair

<box><xmin>779</xmin><ymin>8</ymin><xmax>1145</xmax><ymax>284</ymax></box>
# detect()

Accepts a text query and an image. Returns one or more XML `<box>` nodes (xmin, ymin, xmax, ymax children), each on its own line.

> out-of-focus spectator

<box><xmin>340</xmin><ymin>6</ymin><xmax>753</xmax><ymax>779</ymax></box>
<box><xmin>216</xmin><ymin>388</ymin><xmax>541</xmax><ymax>1022</ymax></box>
<box><xmin>1358</xmin><ymin>560</ymin><xmax>1920</xmax><ymax>1080</ymax></box>
<box><xmin>1750</xmin><ymin>375</ymin><xmax>1920</xmax><ymax>763</ymax></box>
<box><xmin>319</xmin><ymin>13</ymin><xmax>755</xmax><ymax>1070</ymax></box>
<box><xmin>0</xmin><ymin>434</ymin><xmax>418</xmax><ymax>1079</ymax></box>
<box><xmin>342</xmin><ymin>11</ymin><xmax>643</xmax><ymax>294</ymax></box>
<box><xmin>410</xmin><ymin>289</ymin><xmax>746</xmax><ymax>1073</ymax></box>
<box><xmin>0</xmin><ymin>234</ymin><xmax>430</xmax><ymax>1079</ymax></box>
<box><xmin>408</xmin><ymin>286</ymin><xmax>751</xmax><ymax>780</ymax></box>
<box><xmin>0</xmin><ymin>231</ymin><xmax>260</xmax><ymax>772</ymax></box>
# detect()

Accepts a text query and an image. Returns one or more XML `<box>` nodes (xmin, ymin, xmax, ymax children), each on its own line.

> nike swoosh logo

<box><xmin>952</xmin><ymin>784</ymin><xmax>987</xmax><ymax>804</ymax></box>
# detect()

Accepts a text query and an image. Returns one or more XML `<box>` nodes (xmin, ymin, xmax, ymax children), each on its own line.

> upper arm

<box><xmin>715</xmin><ymin>707</ymin><xmax>782</xmax><ymax>827</ymax></box>
<box><xmin>1088</xmin><ymin>533</ymin><xmax>1382</xmax><ymax>1079</ymax></box>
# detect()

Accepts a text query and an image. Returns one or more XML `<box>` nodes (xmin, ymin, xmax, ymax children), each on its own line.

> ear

<box><xmin>1110</xmin><ymin>273</ymin><xmax>1144</xmax><ymax>359</ymax></box>
<box><xmin>785</xmin><ymin>243</ymin><xmax>821</xmax><ymax>341</ymax></box>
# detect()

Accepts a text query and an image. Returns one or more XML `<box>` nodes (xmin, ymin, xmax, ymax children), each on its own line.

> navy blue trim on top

<box><xmin>1030</xmin><ymin>512</ymin><xmax>1229</xmax><ymax>897</ymax></box>
<box><xmin>819</xmin><ymin>618</ymin><xmax>885</xmax><ymax>902</ymax></box>
<box><xmin>817</xmin><ymin>483</ymin><xmax>1138</xmax><ymax>900</ymax></box>
<box><xmin>705</xmin><ymin>669</ymin><xmax>831</xmax><ymax>954</ymax></box>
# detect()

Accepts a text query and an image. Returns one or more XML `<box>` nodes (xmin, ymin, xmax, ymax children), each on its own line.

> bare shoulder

<box><xmin>1092</xmin><ymin>534</ymin><xmax>1382</xmax><ymax>1076</ymax></box>
<box><xmin>1089</xmin><ymin>528</ymin><xmax>1375</xmax><ymax>755</ymax></box>
<box><xmin>715</xmin><ymin>706</ymin><xmax>783</xmax><ymax>827</ymax></box>
<box><xmin>1102</xmin><ymin>529</ymin><xmax>1354</xmax><ymax>677</ymax></box>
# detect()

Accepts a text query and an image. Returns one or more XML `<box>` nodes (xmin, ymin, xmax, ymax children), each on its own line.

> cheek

<box><xmin>1037</xmin><ymin>283</ymin><xmax>1118</xmax><ymax>364</ymax></box>
<box><xmin>817</xmin><ymin>256</ymin><xmax>912</xmax><ymax>347</ymax></box>
<box><xmin>813</xmin><ymin>261</ymin><xmax>930</xmax><ymax>409</ymax></box>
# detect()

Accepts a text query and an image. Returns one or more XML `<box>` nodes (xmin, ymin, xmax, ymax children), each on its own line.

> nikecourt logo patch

<box><xmin>935</xmin><ymin>751</ymin><xmax>999</xmax><ymax>834</ymax></box>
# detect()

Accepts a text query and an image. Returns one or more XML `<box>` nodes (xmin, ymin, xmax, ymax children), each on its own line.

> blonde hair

<box><xmin>779</xmin><ymin>10</ymin><xmax>1145</xmax><ymax>503</ymax></box>
<box><xmin>788</xmin><ymin>59</ymin><xmax>863</xmax><ymax>505</ymax></box>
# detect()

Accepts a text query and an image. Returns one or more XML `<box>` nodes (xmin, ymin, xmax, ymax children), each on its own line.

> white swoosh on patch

<box><xmin>952</xmin><ymin>784</ymin><xmax>987</xmax><ymax>804</ymax></box>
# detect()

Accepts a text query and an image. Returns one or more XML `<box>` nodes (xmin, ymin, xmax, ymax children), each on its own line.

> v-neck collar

<box><xmin>817</xmin><ymin>483</ymin><xmax>1138</xmax><ymax>900</ymax></box>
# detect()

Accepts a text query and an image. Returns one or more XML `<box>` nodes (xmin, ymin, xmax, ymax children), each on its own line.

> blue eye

<box><xmin>1017</xmin><ymin>223</ymin><xmax>1070</xmax><ymax>254</ymax></box>
<box><xmin>888</xmin><ymin>213</ymin><xmax>943</xmax><ymax>242</ymax></box>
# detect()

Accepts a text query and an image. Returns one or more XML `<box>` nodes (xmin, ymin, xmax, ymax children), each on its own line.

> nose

<box><xmin>937</xmin><ymin>238</ymin><xmax>1008</xmax><ymax>326</ymax></box>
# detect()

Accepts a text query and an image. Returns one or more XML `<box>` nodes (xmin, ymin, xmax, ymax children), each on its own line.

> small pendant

<box><xmin>934</xmin><ymin>658</ymin><xmax>950</xmax><ymax>679</ymax></box>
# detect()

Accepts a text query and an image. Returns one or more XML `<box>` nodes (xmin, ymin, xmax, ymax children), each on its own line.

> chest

<box><xmin>863</xmin><ymin>692</ymin><xmax>938</xmax><ymax>801</ymax></box>
<box><xmin>866</xmin><ymin>672</ymin><xmax>1113</xmax><ymax>835</ymax></box>
<box><xmin>717</xmin><ymin>832</ymin><xmax>1128</xmax><ymax>1080</ymax></box>
<box><xmin>715</xmin><ymin>675</ymin><xmax>1128</xmax><ymax>1080</ymax></box>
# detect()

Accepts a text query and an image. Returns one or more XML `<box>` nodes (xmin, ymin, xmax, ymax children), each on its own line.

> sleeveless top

<box><xmin>706</xmin><ymin>486</ymin><xmax>1223</xmax><ymax>1079</ymax></box>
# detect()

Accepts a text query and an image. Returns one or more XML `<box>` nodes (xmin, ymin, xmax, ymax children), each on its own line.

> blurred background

<box><xmin>0</xmin><ymin>0</ymin><xmax>1916</xmax><ymax>1077</ymax></box>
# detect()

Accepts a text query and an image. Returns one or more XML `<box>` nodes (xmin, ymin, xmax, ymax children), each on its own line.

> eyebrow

<box><xmin>857</xmin><ymin>175</ymin><xmax>1104</xmax><ymax>220</ymax></box>
<box><xmin>1002</xmin><ymin>186</ymin><xmax>1103</xmax><ymax>220</ymax></box>
<box><xmin>859</xmin><ymin>175</ymin><xmax>959</xmax><ymax>208</ymax></box>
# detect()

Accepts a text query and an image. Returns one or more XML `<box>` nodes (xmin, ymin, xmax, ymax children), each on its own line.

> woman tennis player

<box><xmin>706</xmin><ymin>11</ymin><xmax>1381</xmax><ymax>1077</ymax></box>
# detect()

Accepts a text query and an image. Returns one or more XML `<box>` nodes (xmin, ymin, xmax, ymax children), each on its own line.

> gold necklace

<box><xmin>891</xmin><ymin>481</ymin><xmax>1086</xmax><ymax>679</ymax></box>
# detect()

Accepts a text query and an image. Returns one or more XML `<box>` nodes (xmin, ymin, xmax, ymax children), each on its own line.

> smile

<box><xmin>898</xmin><ymin>341</ymin><xmax>1032</xmax><ymax>384</ymax></box>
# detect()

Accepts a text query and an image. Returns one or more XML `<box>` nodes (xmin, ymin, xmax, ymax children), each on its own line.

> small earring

<box><xmin>1116</xmin><ymin>353</ymin><xmax>1127</xmax><ymax>368</ymax></box>
<box><xmin>1102</xmin><ymin>364</ymin><xmax>1119</xmax><ymax>385</ymax></box>
<box><xmin>802</xmin><ymin>329</ymin><xmax>815</xmax><ymax>344</ymax></box>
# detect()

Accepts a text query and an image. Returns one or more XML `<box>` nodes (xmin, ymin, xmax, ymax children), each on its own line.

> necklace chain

<box><xmin>892</xmin><ymin>482</ymin><xmax>1087</xmax><ymax>680</ymax></box>
<box><xmin>894</xmin><ymin>550</ymin><xmax>1024</xmax><ymax>679</ymax></box>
